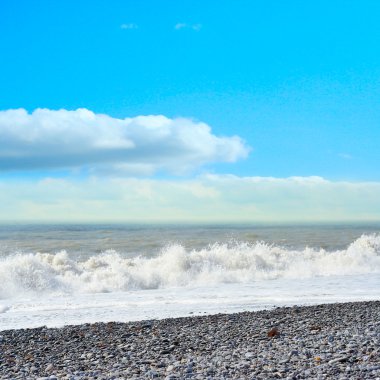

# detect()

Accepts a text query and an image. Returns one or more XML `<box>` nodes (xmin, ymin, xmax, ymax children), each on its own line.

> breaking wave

<box><xmin>1</xmin><ymin>234</ymin><xmax>380</xmax><ymax>298</ymax></box>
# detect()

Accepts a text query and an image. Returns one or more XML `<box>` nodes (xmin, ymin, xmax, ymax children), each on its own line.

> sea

<box><xmin>1</xmin><ymin>223</ymin><xmax>380</xmax><ymax>331</ymax></box>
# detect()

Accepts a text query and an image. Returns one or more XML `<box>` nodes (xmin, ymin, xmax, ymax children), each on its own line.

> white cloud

<box><xmin>121</xmin><ymin>23</ymin><xmax>138</xmax><ymax>29</ymax></box>
<box><xmin>175</xmin><ymin>23</ymin><xmax>186</xmax><ymax>30</ymax></box>
<box><xmin>1</xmin><ymin>175</ymin><xmax>379</xmax><ymax>222</ymax></box>
<box><xmin>192</xmin><ymin>24</ymin><xmax>202</xmax><ymax>31</ymax></box>
<box><xmin>338</xmin><ymin>153</ymin><xmax>353</xmax><ymax>160</ymax></box>
<box><xmin>0</xmin><ymin>108</ymin><xmax>249</xmax><ymax>174</ymax></box>
<box><xmin>175</xmin><ymin>23</ymin><xmax>202</xmax><ymax>31</ymax></box>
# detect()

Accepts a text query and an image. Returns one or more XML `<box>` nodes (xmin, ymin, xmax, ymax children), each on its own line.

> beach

<box><xmin>1</xmin><ymin>224</ymin><xmax>380</xmax><ymax>331</ymax></box>
<box><xmin>1</xmin><ymin>301</ymin><xmax>380</xmax><ymax>379</ymax></box>
<box><xmin>2</xmin><ymin>0</ymin><xmax>380</xmax><ymax>378</ymax></box>
<box><xmin>1</xmin><ymin>224</ymin><xmax>380</xmax><ymax>378</ymax></box>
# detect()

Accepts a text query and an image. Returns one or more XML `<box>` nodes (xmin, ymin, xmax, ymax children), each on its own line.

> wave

<box><xmin>1</xmin><ymin>234</ymin><xmax>380</xmax><ymax>298</ymax></box>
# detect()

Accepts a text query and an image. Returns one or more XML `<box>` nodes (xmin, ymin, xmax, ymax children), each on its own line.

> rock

<box><xmin>267</xmin><ymin>327</ymin><xmax>280</xmax><ymax>338</ymax></box>
<box><xmin>328</xmin><ymin>356</ymin><xmax>349</xmax><ymax>365</ymax></box>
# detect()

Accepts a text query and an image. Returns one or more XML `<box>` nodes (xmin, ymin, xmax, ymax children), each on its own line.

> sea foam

<box><xmin>1</xmin><ymin>234</ymin><xmax>379</xmax><ymax>299</ymax></box>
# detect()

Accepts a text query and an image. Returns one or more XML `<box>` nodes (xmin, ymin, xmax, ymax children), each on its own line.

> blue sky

<box><xmin>1</xmin><ymin>0</ymin><xmax>380</xmax><ymax>221</ymax></box>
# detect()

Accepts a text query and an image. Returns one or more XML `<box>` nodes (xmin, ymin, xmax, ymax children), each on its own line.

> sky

<box><xmin>0</xmin><ymin>0</ymin><xmax>380</xmax><ymax>222</ymax></box>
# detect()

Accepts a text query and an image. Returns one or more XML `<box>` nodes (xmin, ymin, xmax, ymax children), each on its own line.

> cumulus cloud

<box><xmin>174</xmin><ymin>23</ymin><xmax>202</xmax><ymax>31</ymax></box>
<box><xmin>0</xmin><ymin>108</ymin><xmax>249</xmax><ymax>174</ymax></box>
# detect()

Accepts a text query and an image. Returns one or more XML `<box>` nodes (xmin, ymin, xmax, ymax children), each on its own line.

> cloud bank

<box><xmin>1</xmin><ymin>175</ymin><xmax>379</xmax><ymax>222</ymax></box>
<box><xmin>0</xmin><ymin>108</ymin><xmax>249</xmax><ymax>174</ymax></box>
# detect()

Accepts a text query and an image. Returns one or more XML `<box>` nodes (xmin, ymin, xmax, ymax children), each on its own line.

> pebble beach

<box><xmin>1</xmin><ymin>301</ymin><xmax>380</xmax><ymax>380</ymax></box>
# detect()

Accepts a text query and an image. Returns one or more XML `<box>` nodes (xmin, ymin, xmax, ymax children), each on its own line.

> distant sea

<box><xmin>1</xmin><ymin>223</ymin><xmax>380</xmax><ymax>330</ymax></box>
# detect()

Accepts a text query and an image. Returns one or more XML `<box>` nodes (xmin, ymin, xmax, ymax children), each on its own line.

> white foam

<box><xmin>1</xmin><ymin>234</ymin><xmax>380</xmax><ymax>299</ymax></box>
<box><xmin>0</xmin><ymin>304</ymin><xmax>9</xmax><ymax>313</ymax></box>
<box><xmin>1</xmin><ymin>273</ymin><xmax>379</xmax><ymax>330</ymax></box>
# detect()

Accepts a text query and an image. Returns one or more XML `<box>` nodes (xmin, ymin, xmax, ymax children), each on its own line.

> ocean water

<box><xmin>1</xmin><ymin>223</ymin><xmax>380</xmax><ymax>330</ymax></box>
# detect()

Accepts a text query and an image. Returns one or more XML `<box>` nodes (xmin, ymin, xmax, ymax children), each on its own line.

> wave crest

<box><xmin>1</xmin><ymin>234</ymin><xmax>380</xmax><ymax>298</ymax></box>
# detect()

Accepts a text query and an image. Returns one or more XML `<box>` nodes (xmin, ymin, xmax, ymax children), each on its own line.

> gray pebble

<box><xmin>1</xmin><ymin>301</ymin><xmax>380</xmax><ymax>379</ymax></box>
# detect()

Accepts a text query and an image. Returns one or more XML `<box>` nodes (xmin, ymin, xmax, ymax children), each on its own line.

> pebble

<box><xmin>0</xmin><ymin>301</ymin><xmax>379</xmax><ymax>379</ymax></box>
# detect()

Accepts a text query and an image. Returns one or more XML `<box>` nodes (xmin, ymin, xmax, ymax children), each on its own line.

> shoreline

<box><xmin>1</xmin><ymin>300</ymin><xmax>379</xmax><ymax>379</ymax></box>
